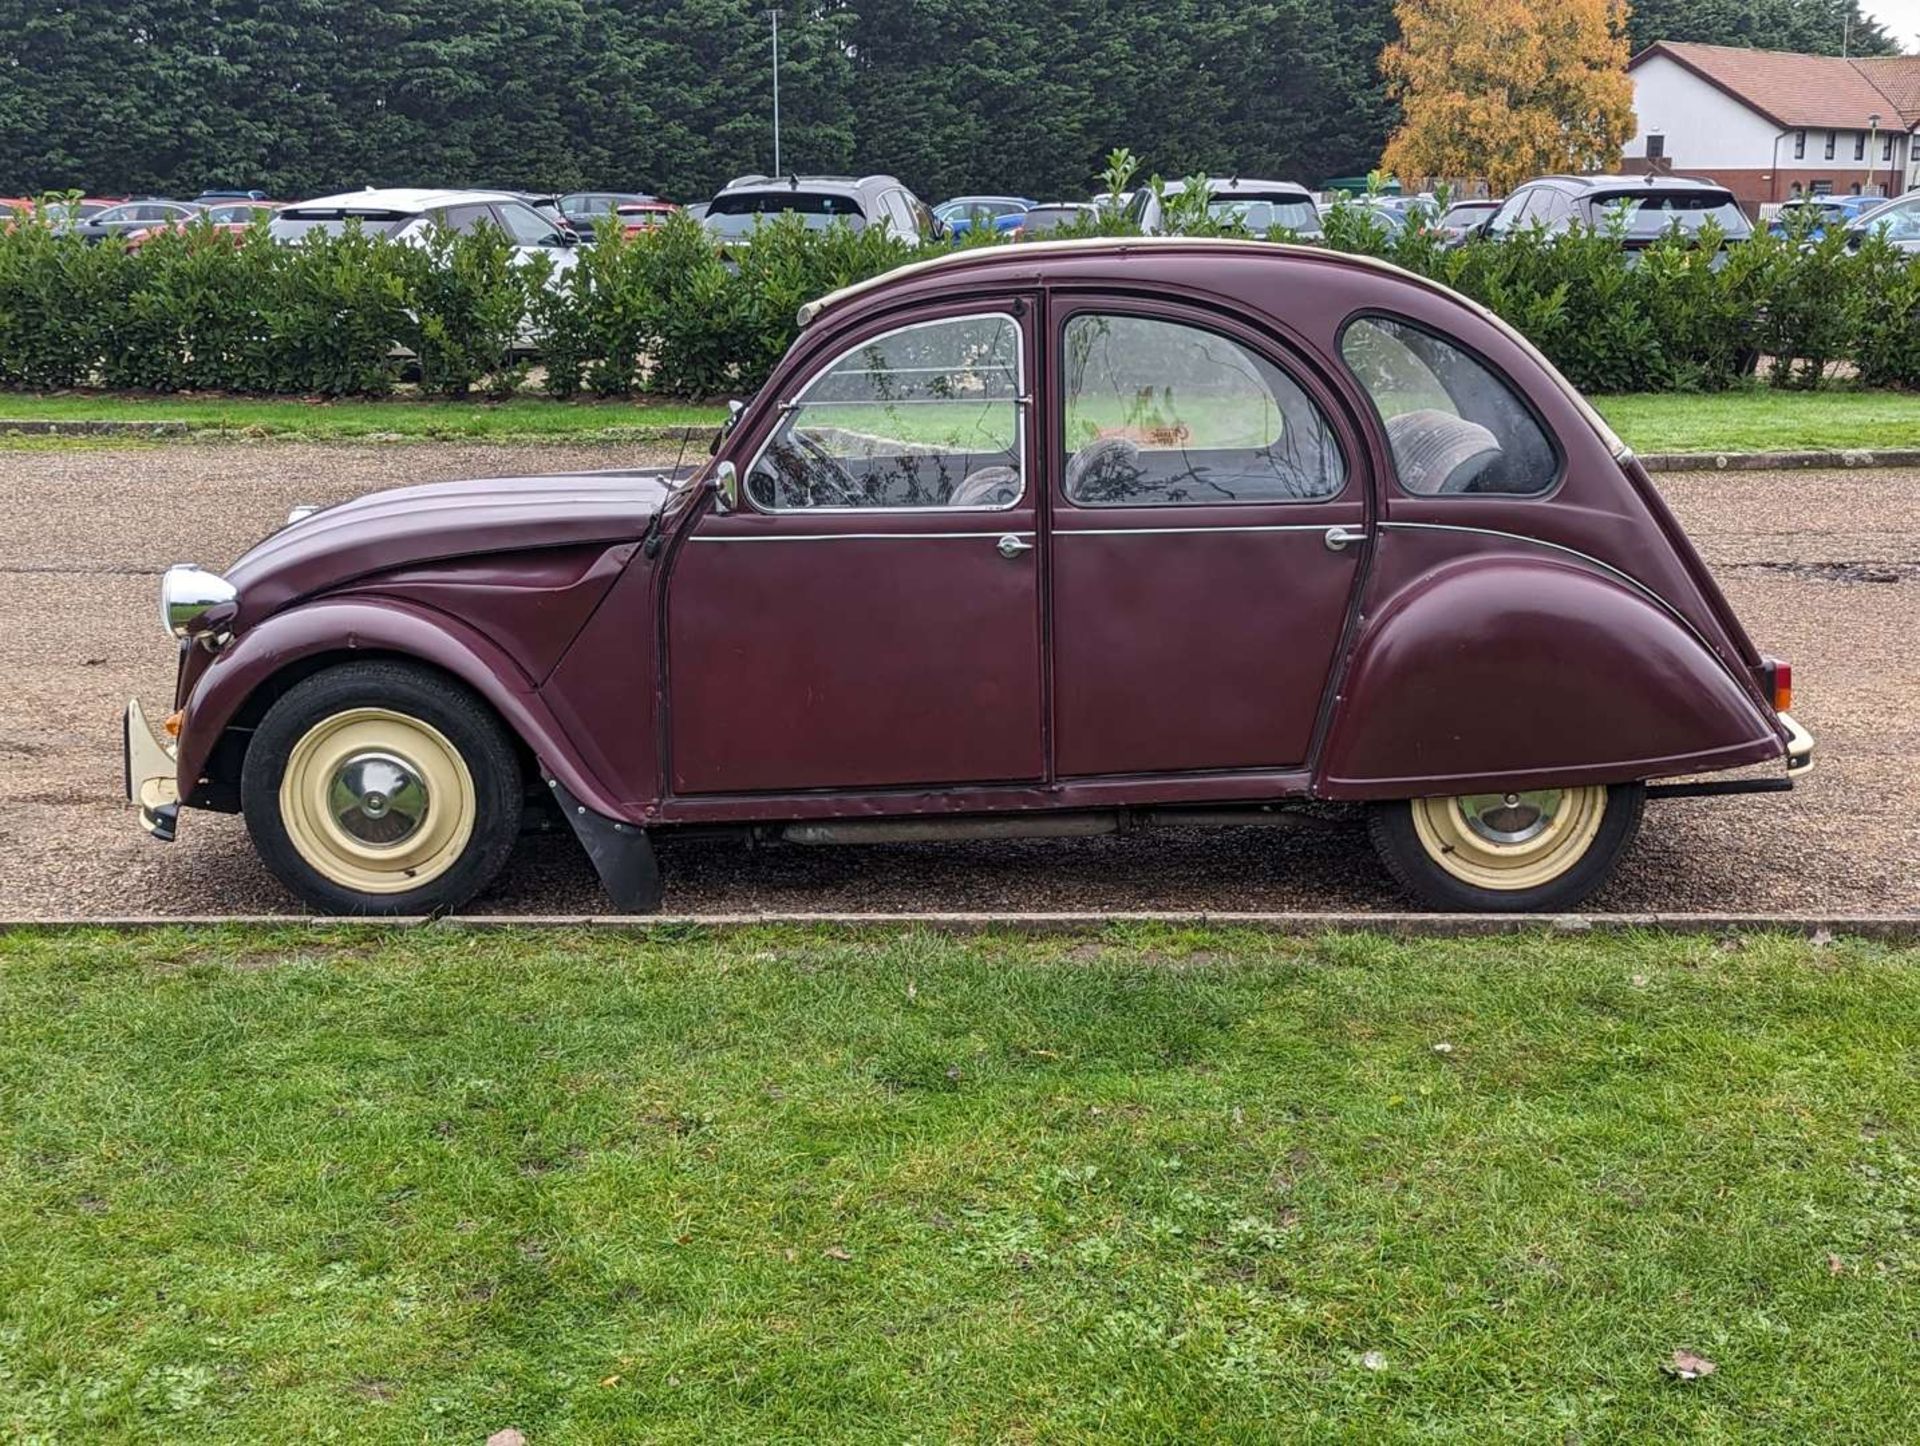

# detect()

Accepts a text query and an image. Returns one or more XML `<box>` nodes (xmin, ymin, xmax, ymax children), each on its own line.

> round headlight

<box><xmin>160</xmin><ymin>564</ymin><xmax>239</xmax><ymax>640</ymax></box>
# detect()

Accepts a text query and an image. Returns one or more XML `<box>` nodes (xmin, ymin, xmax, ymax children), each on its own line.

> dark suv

<box><xmin>1484</xmin><ymin>175</ymin><xmax>1752</xmax><ymax>250</ymax></box>
<box><xmin>703</xmin><ymin>174</ymin><xmax>936</xmax><ymax>246</ymax></box>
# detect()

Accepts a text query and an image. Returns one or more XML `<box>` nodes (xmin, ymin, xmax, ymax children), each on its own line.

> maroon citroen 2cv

<box><xmin>126</xmin><ymin>239</ymin><xmax>1812</xmax><ymax>914</ymax></box>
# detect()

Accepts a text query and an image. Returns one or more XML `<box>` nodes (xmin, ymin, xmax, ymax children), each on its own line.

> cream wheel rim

<box><xmin>279</xmin><ymin>708</ymin><xmax>475</xmax><ymax>894</ymax></box>
<box><xmin>1409</xmin><ymin>787</ymin><xmax>1607</xmax><ymax>892</ymax></box>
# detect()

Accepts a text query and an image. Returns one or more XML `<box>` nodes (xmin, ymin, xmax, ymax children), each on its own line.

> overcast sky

<box><xmin>1864</xmin><ymin>0</ymin><xmax>1920</xmax><ymax>50</ymax></box>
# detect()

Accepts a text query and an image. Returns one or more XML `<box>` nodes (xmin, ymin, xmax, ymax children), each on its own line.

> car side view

<box><xmin>126</xmin><ymin>238</ymin><xmax>1811</xmax><ymax>915</ymax></box>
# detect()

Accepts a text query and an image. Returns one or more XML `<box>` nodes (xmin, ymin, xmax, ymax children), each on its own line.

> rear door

<box><xmin>1048</xmin><ymin>301</ymin><xmax>1369</xmax><ymax>777</ymax></box>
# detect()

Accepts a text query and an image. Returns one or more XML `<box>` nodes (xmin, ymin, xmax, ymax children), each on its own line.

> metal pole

<box><xmin>770</xmin><ymin>8</ymin><xmax>782</xmax><ymax>176</ymax></box>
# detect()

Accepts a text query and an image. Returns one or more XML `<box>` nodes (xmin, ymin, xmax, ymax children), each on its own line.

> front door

<box><xmin>1048</xmin><ymin>304</ymin><xmax>1369</xmax><ymax>777</ymax></box>
<box><xmin>666</xmin><ymin>304</ymin><xmax>1044</xmax><ymax>795</ymax></box>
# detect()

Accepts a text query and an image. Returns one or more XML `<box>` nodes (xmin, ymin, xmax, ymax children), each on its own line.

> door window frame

<box><xmin>740</xmin><ymin>308</ymin><xmax>1033</xmax><ymax>516</ymax></box>
<box><xmin>1048</xmin><ymin>294</ymin><xmax>1357</xmax><ymax>512</ymax></box>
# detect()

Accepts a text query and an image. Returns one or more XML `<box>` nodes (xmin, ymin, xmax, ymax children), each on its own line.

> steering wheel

<box><xmin>792</xmin><ymin>430</ymin><xmax>868</xmax><ymax>507</ymax></box>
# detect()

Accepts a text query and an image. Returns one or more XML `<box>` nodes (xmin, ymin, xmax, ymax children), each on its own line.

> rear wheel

<box><xmin>241</xmin><ymin>661</ymin><xmax>522</xmax><ymax>915</ymax></box>
<box><xmin>1368</xmin><ymin>784</ymin><xmax>1644</xmax><ymax>912</ymax></box>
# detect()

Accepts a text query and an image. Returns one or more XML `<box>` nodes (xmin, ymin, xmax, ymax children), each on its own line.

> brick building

<box><xmin>1623</xmin><ymin>41</ymin><xmax>1920</xmax><ymax>211</ymax></box>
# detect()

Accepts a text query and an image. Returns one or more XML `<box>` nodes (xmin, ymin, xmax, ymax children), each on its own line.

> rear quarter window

<box><xmin>1340</xmin><ymin>316</ymin><xmax>1559</xmax><ymax>497</ymax></box>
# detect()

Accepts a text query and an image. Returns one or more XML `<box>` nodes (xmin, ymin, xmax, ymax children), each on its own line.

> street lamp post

<box><xmin>1868</xmin><ymin>112</ymin><xmax>1881</xmax><ymax>196</ymax></box>
<box><xmin>768</xmin><ymin>8</ymin><xmax>782</xmax><ymax>177</ymax></box>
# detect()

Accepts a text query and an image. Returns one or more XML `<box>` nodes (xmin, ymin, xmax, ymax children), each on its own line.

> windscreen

<box><xmin>1021</xmin><ymin>206</ymin><xmax>1089</xmax><ymax>233</ymax></box>
<box><xmin>705</xmin><ymin>191</ymin><xmax>867</xmax><ymax>237</ymax></box>
<box><xmin>1599</xmin><ymin>191</ymin><xmax>1752</xmax><ymax>239</ymax></box>
<box><xmin>1209</xmin><ymin>194</ymin><xmax>1321</xmax><ymax>234</ymax></box>
<box><xmin>269</xmin><ymin>209</ymin><xmax>412</xmax><ymax>239</ymax></box>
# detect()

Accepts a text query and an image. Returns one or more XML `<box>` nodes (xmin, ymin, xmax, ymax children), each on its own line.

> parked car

<box><xmin>557</xmin><ymin>191</ymin><xmax>659</xmax><ymax>225</ymax></box>
<box><xmin>704</xmin><ymin>174</ymin><xmax>936</xmax><ymax>245</ymax></box>
<box><xmin>614</xmin><ymin>200</ymin><xmax>680</xmax><ymax>232</ymax></box>
<box><xmin>125</xmin><ymin>200</ymin><xmax>280</xmax><ymax>250</ymax></box>
<box><xmin>1016</xmin><ymin>202</ymin><xmax>1098</xmax><ymax>236</ymax></box>
<box><xmin>1131</xmin><ymin>178</ymin><xmax>1322</xmax><ymax>238</ymax></box>
<box><xmin>269</xmin><ymin>188</ymin><xmax>577</xmax><ymax>279</ymax></box>
<box><xmin>1845</xmin><ymin>190</ymin><xmax>1920</xmax><ymax>253</ymax></box>
<box><xmin>69</xmin><ymin>199</ymin><xmax>204</xmax><ymax>243</ymax></box>
<box><xmin>1767</xmin><ymin>194</ymin><xmax>1878</xmax><ymax>240</ymax></box>
<box><xmin>933</xmin><ymin>195</ymin><xmax>1035</xmax><ymax>235</ymax></box>
<box><xmin>126</xmin><ymin>237</ymin><xmax>1810</xmax><ymax>917</ymax></box>
<box><xmin>1483</xmin><ymin>175</ymin><xmax>1753</xmax><ymax>250</ymax></box>
<box><xmin>1434</xmin><ymin>198</ymin><xmax>1501</xmax><ymax>244</ymax></box>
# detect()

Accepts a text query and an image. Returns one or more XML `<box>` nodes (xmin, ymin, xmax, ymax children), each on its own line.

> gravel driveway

<box><xmin>1</xmin><ymin>441</ymin><xmax>1913</xmax><ymax>918</ymax></box>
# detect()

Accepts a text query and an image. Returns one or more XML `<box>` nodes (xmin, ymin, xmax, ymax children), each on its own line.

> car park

<box><xmin>1483</xmin><ymin>175</ymin><xmax>1753</xmax><ymax>251</ymax></box>
<box><xmin>704</xmin><ymin>173</ymin><xmax>937</xmax><ymax>244</ymax></box>
<box><xmin>933</xmin><ymin>195</ymin><xmax>1035</xmax><ymax>235</ymax></box>
<box><xmin>69</xmin><ymin>198</ymin><xmax>203</xmax><ymax>243</ymax></box>
<box><xmin>125</xmin><ymin>236</ymin><xmax>1810</xmax><ymax>917</ymax></box>
<box><xmin>1845</xmin><ymin>190</ymin><xmax>1920</xmax><ymax>253</ymax></box>
<box><xmin>1131</xmin><ymin>177</ymin><xmax>1322</xmax><ymax>237</ymax></box>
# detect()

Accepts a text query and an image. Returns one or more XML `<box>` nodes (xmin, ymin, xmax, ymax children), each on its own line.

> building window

<box><xmin>1825</xmin><ymin>130</ymin><xmax>1837</xmax><ymax>159</ymax></box>
<box><xmin>1646</xmin><ymin>133</ymin><xmax>1665</xmax><ymax>160</ymax></box>
<box><xmin>1855</xmin><ymin>132</ymin><xmax>1867</xmax><ymax>160</ymax></box>
<box><xmin>1811</xmin><ymin>179</ymin><xmax>1834</xmax><ymax>196</ymax></box>
<box><xmin>1851</xmin><ymin>182</ymin><xmax>1863</xmax><ymax>195</ymax></box>
<box><xmin>1886</xmin><ymin>134</ymin><xmax>1897</xmax><ymax>161</ymax></box>
<box><xmin>1789</xmin><ymin>181</ymin><xmax>1804</xmax><ymax>198</ymax></box>
<box><xmin>1793</xmin><ymin>130</ymin><xmax>1806</xmax><ymax>158</ymax></box>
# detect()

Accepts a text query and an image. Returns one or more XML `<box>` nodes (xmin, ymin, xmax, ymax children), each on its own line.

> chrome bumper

<box><xmin>123</xmin><ymin>698</ymin><xmax>180</xmax><ymax>841</ymax></box>
<box><xmin>1780</xmin><ymin>710</ymin><xmax>1814</xmax><ymax>777</ymax></box>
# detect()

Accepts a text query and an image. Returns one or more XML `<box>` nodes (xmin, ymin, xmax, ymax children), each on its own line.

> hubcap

<box><xmin>1409</xmin><ymin>785</ymin><xmax>1608</xmax><ymax>892</ymax></box>
<box><xmin>1456</xmin><ymin>790</ymin><xmax>1562</xmax><ymax>846</ymax></box>
<box><xmin>328</xmin><ymin>751</ymin><xmax>429</xmax><ymax>847</ymax></box>
<box><xmin>279</xmin><ymin>708</ymin><xmax>475</xmax><ymax>895</ymax></box>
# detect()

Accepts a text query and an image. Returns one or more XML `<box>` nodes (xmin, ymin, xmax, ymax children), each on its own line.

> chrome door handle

<box><xmin>1323</xmin><ymin>526</ymin><xmax>1367</xmax><ymax>553</ymax></box>
<box><xmin>996</xmin><ymin>534</ymin><xmax>1035</xmax><ymax>559</ymax></box>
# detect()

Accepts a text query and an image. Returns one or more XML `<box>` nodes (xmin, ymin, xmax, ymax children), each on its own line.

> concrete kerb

<box><xmin>3</xmin><ymin>912</ymin><xmax>1918</xmax><ymax>941</ymax></box>
<box><xmin>1638</xmin><ymin>448</ymin><xmax>1920</xmax><ymax>474</ymax></box>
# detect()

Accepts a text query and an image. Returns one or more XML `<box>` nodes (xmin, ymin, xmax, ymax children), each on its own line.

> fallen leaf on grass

<box><xmin>1828</xmin><ymin>1253</ymin><xmax>1846</xmax><ymax>1276</ymax></box>
<box><xmin>1663</xmin><ymin>1350</ymin><xmax>1717</xmax><ymax>1381</ymax></box>
<box><xmin>1431</xmin><ymin>1042</ymin><xmax>1455</xmax><ymax>1055</ymax></box>
<box><xmin>486</xmin><ymin>1431</ymin><xmax>527</xmax><ymax>1446</ymax></box>
<box><xmin>824</xmin><ymin>1245</ymin><xmax>852</xmax><ymax>1261</ymax></box>
<box><xmin>1360</xmin><ymin>1350</ymin><xmax>1388</xmax><ymax>1371</ymax></box>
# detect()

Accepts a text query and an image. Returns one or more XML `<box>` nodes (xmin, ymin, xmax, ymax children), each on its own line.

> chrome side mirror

<box><xmin>711</xmin><ymin>460</ymin><xmax>739</xmax><ymax>513</ymax></box>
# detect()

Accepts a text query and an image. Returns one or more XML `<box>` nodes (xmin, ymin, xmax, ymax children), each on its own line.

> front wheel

<box><xmin>1368</xmin><ymin>783</ymin><xmax>1644</xmax><ymax>912</ymax></box>
<box><xmin>241</xmin><ymin>661</ymin><xmax>523</xmax><ymax>915</ymax></box>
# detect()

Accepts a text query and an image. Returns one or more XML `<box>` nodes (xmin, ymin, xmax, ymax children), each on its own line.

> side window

<box><xmin>494</xmin><ymin>201</ymin><xmax>560</xmax><ymax>245</ymax></box>
<box><xmin>1339</xmin><ymin>316</ymin><xmax>1558</xmax><ymax>497</ymax></box>
<box><xmin>747</xmin><ymin>313</ymin><xmax>1023</xmax><ymax>511</ymax></box>
<box><xmin>1061</xmin><ymin>314</ymin><xmax>1344</xmax><ymax>506</ymax></box>
<box><xmin>882</xmin><ymin>190</ymin><xmax>917</xmax><ymax>237</ymax></box>
<box><xmin>438</xmin><ymin>204</ymin><xmax>495</xmax><ymax>234</ymax></box>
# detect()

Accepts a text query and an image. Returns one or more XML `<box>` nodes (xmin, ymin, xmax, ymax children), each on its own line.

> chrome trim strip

<box><xmin>1056</xmin><ymin>523</ymin><xmax>1338</xmax><ymax>538</ymax></box>
<box><xmin>692</xmin><ymin>530</ymin><xmax>1034</xmax><ymax>543</ymax></box>
<box><xmin>745</xmin><ymin>310</ymin><xmax>1028</xmax><ymax>518</ymax></box>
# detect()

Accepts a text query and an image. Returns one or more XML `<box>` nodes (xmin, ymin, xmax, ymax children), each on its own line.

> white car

<box><xmin>270</xmin><ymin>188</ymin><xmax>578</xmax><ymax>281</ymax></box>
<box><xmin>1129</xmin><ymin>177</ymin><xmax>1323</xmax><ymax>238</ymax></box>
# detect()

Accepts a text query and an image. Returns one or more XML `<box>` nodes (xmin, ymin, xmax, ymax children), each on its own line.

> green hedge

<box><xmin>2</xmin><ymin>199</ymin><xmax>1917</xmax><ymax>401</ymax></box>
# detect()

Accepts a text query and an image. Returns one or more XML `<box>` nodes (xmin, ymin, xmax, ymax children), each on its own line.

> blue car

<box><xmin>1767</xmin><ymin>194</ymin><xmax>1878</xmax><ymax>240</ymax></box>
<box><xmin>932</xmin><ymin>195</ymin><xmax>1035</xmax><ymax>236</ymax></box>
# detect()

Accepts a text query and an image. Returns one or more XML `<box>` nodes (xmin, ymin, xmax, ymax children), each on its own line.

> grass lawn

<box><xmin>3</xmin><ymin>925</ymin><xmax>1918</xmax><ymax>1441</ymax></box>
<box><xmin>2</xmin><ymin>386</ymin><xmax>1918</xmax><ymax>455</ymax></box>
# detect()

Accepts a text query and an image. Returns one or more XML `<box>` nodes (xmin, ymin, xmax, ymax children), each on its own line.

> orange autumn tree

<box><xmin>1380</xmin><ymin>0</ymin><xmax>1636</xmax><ymax>193</ymax></box>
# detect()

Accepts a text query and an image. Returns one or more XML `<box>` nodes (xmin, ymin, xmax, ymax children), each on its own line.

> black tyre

<box><xmin>1368</xmin><ymin>783</ymin><xmax>1645</xmax><ymax>912</ymax></box>
<box><xmin>241</xmin><ymin>660</ymin><xmax>523</xmax><ymax>916</ymax></box>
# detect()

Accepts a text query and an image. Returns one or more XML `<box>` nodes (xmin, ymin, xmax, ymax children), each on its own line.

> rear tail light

<box><xmin>1760</xmin><ymin>657</ymin><xmax>1792</xmax><ymax>712</ymax></box>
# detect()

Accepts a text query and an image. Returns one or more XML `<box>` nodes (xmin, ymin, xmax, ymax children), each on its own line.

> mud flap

<box><xmin>545</xmin><ymin>775</ymin><xmax>665</xmax><ymax>913</ymax></box>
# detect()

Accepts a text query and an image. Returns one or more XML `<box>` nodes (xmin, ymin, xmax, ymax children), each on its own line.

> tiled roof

<box><xmin>1632</xmin><ymin>41</ymin><xmax>1920</xmax><ymax>130</ymax></box>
